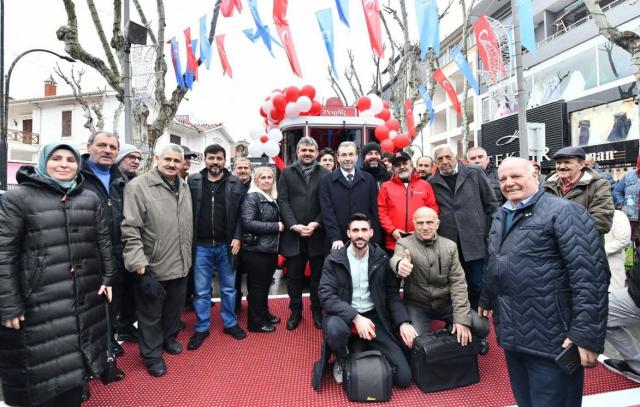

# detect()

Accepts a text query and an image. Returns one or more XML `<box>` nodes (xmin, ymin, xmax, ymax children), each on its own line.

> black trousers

<box><xmin>286</xmin><ymin>240</ymin><xmax>324</xmax><ymax>314</ymax></box>
<box><xmin>323</xmin><ymin>311</ymin><xmax>412</xmax><ymax>388</ymax></box>
<box><xmin>244</xmin><ymin>252</ymin><xmax>277</xmax><ymax>328</ymax></box>
<box><xmin>113</xmin><ymin>269</ymin><xmax>137</xmax><ymax>333</ymax></box>
<box><xmin>135</xmin><ymin>276</ymin><xmax>187</xmax><ymax>363</ymax></box>
<box><xmin>405</xmin><ymin>303</ymin><xmax>489</xmax><ymax>338</ymax></box>
<box><xmin>235</xmin><ymin>250</ymin><xmax>249</xmax><ymax>305</ymax></box>
<box><xmin>34</xmin><ymin>386</ymin><xmax>83</xmax><ymax>407</ymax></box>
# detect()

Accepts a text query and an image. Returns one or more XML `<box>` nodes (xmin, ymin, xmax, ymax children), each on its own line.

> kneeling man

<box><xmin>390</xmin><ymin>207</ymin><xmax>489</xmax><ymax>350</ymax></box>
<box><xmin>318</xmin><ymin>213</ymin><xmax>417</xmax><ymax>388</ymax></box>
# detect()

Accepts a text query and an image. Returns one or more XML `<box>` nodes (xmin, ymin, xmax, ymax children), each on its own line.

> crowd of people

<box><xmin>0</xmin><ymin>131</ymin><xmax>639</xmax><ymax>406</ymax></box>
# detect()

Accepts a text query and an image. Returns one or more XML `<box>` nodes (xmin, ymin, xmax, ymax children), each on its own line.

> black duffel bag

<box><xmin>343</xmin><ymin>350</ymin><xmax>393</xmax><ymax>402</ymax></box>
<box><xmin>411</xmin><ymin>330</ymin><xmax>480</xmax><ymax>393</ymax></box>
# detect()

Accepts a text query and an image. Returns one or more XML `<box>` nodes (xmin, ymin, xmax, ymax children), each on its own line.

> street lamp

<box><xmin>0</xmin><ymin>49</ymin><xmax>75</xmax><ymax>190</ymax></box>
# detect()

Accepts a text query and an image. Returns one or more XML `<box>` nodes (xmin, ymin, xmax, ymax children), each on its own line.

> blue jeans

<box><xmin>504</xmin><ymin>350</ymin><xmax>584</xmax><ymax>407</ymax></box>
<box><xmin>193</xmin><ymin>244</ymin><xmax>237</xmax><ymax>331</ymax></box>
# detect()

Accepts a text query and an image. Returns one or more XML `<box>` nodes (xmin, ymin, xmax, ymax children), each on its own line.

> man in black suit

<box><xmin>278</xmin><ymin>137</ymin><xmax>329</xmax><ymax>330</ymax></box>
<box><xmin>319</xmin><ymin>141</ymin><xmax>382</xmax><ymax>251</ymax></box>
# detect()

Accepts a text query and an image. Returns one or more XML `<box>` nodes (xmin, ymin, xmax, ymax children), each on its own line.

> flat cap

<box><xmin>553</xmin><ymin>146</ymin><xmax>585</xmax><ymax>160</ymax></box>
<box><xmin>181</xmin><ymin>145</ymin><xmax>198</xmax><ymax>158</ymax></box>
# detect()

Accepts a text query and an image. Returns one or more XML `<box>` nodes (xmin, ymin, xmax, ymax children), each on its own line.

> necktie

<box><xmin>347</xmin><ymin>173</ymin><xmax>354</xmax><ymax>183</ymax></box>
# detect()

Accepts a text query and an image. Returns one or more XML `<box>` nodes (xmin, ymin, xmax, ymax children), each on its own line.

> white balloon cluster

<box><xmin>247</xmin><ymin>127</ymin><xmax>284</xmax><ymax>158</ymax></box>
<box><xmin>358</xmin><ymin>94</ymin><xmax>385</xmax><ymax>117</ymax></box>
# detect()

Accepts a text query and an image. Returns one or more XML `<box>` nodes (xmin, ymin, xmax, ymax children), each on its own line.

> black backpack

<box><xmin>342</xmin><ymin>350</ymin><xmax>393</xmax><ymax>402</ymax></box>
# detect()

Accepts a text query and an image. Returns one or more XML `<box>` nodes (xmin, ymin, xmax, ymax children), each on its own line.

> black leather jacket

<box><xmin>241</xmin><ymin>191</ymin><xmax>280</xmax><ymax>254</ymax></box>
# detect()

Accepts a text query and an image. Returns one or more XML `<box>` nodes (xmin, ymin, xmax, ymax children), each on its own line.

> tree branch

<box><xmin>87</xmin><ymin>0</ymin><xmax>120</xmax><ymax>77</ymax></box>
<box><xmin>327</xmin><ymin>66</ymin><xmax>349</xmax><ymax>105</ymax></box>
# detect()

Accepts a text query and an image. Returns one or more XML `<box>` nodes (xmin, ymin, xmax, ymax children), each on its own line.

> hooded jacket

<box><xmin>0</xmin><ymin>167</ymin><xmax>114</xmax><ymax>406</ymax></box>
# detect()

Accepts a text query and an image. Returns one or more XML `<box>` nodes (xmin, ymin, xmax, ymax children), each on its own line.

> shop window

<box><xmin>570</xmin><ymin>98</ymin><xmax>638</xmax><ymax>147</ymax></box>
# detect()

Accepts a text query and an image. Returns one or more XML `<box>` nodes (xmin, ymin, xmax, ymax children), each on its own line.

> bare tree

<box><xmin>56</xmin><ymin>0</ymin><xmax>224</xmax><ymax>163</ymax></box>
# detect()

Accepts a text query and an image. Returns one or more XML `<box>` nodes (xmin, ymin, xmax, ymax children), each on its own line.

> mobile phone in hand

<box><xmin>555</xmin><ymin>344</ymin><xmax>581</xmax><ymax>374</ymax></box>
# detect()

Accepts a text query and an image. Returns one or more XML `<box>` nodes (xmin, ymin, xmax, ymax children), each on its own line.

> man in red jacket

<box><xmin>378</xmin><ymin>152</ymin><xmax>439</xmax><ymax>256</ymax></box>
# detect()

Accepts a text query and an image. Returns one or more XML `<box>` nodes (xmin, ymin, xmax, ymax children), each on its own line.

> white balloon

<box><xmin>263</xmin><ymin>140</ymin><xmax>280</xmax><ymax>157</ymax></box>
<box><xmin>249</xmin><ymin>128</ymin><xmax>265</xmax><ymax>141</ymax></box>
<box><xmin>285</xmin><ymin>102</ymin><xmax>300</xmax><ymax>118</ymax></box>
<box><xmin>268</xmin><ymin>128</ymin><xmax>283</xmax><ymax>143</ymax></box>
<box><xmin>368</xmin><ymin>94</ymin><xmax>384</xmax><ymax>115</ymax></box>
<box><xmin>248</xmin><ymin>142</ymin><xmax>264</xmax><ymax>157</ymax></box>
<box><xmin>296</xmin><ymin>96</ymin><xmax>312</xmax><ymax>113</ymax></box>
<box><xmin>360</xmin><ymin>109</ymin><xmax>375</xmax><ymax>117</ymax></box>
<box><xmin>262</xmin><ymin>100</ymin><xmax>274</xmax><ymax>115</ymax></box>
<box><xmin>389</xmin><ymin>130</ymin><xmax>398</xmax><ymax>139</ymax></box>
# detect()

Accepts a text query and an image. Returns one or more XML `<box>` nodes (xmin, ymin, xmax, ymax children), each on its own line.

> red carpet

<box><xmin>85</xmin><ymin>297</ymin><xmax>639</xmax><ymax>406</ymax></box>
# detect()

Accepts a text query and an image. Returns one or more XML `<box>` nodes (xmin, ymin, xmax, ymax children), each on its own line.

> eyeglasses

<box><xmin>127</xmin><ymin>155</ymin><xmax>143</xmax><ymax>162</ymax></box>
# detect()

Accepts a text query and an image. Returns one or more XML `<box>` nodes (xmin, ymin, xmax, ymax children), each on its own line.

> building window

<box><xmin>61</xmin><ymin>111</ymin><xmax>72</xmax><ymax>138</ymax></box>
<box><xmin>170</xmin><ymin>134</ymin><xmax>181</xmax><ymax>145</ymax></box>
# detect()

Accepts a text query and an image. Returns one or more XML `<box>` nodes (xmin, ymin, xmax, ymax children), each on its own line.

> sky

<box><xmin>3</xmin><ymin>0</ymin><xmax>464</xmax><ymax>142</ymax></box>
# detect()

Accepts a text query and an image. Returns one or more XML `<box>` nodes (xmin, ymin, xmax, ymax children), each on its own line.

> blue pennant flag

<box><xmin>451</xmin><ymin>46</ymin><xmax>480</xmax><ymax>95</ymax></box>
<box><xmin>517</xmin><ymin>0</ymin><xmax>537</xmax><ymax>57</ymax></box>
<box><xmin>169</xmin><ymin>37</ymin><xmax>185</xmax><ymax>90</ymax></box>
<box><xmin>316</xmin><ymin>9</ymin><xmax>338</xmax><ymax>79</ymax></box>
<box><xmin>199</xmin><ymin>15</ymin><xmax>213</xmax><ymax>69</ymax></box>
<box><xmin>246</xmin><ymin>0</ymin><xmax>282</xmax><ymax>57</ymax></box>
<box><xmin>418</xmin><ymin>85</ymin><xmax>435</xmax><ymax>126</ymax></box>
<box><xmin>335</xmin><ymin>0</ymin><xmax>349</xmax><ymax>29</ymax></box>
<box><xmin>415</xmin><ymin>0</ymin><xmax>439</xmax><ymax>59</ymax></box>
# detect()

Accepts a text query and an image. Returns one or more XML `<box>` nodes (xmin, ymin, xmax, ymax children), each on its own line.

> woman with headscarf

<box><xmin>241</xmin><ymin>166</ymin><xmax>284</xmax><ymax>333</ymax></box>
<box><xmin>0</xmin><ymin>142</ymin><xmax>114</xmax><ymax>407</ymax></box>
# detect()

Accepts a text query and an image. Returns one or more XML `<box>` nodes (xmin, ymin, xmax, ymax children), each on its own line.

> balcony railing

<box><xmin>8</xmin><ymin>129</ymin><xmax>40</xmax><ymax>145</ymax></box>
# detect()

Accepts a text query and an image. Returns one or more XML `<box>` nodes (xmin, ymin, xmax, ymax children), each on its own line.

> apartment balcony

<box><xmin>8</xmin><ymin>129</ymin><xmax>40</xmax><ymax>145</ymax></box>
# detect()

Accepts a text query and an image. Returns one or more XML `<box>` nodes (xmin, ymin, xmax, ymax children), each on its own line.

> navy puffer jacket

<box><xmin>480</xmin><ymin>190</ymin><xmax>609</xmax><ymax>358</ymax></box>
<box><xmin>0</xmin><ymin>167</ymin><xmax>114</xmax><ymax>406</ymax></box>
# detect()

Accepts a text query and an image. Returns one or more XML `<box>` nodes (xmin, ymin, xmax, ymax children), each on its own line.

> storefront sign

<box><xmin>582</xmin><ymin>139</ymin><xmax>639</xmax><ymax>168</ymax></box>
<box><xmin>321</xmin><ymin>106</ymin><xmax>357</xmax><ymax>117</ymax></box>
<box><xmin>480</xmin><ymin>100</ymin><xmax>568</xmax><ymax>168</ymax></box>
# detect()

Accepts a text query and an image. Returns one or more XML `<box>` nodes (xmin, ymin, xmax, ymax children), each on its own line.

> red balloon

<box><xmin>383</xmin><ymin>100</ymin><xmax>390</xmax><ymax>109</ymax></box>
<box><xmin>380</xmin><ymin>139</ymin><xmax>395</xmax><ymax>153</ymax></box>
<box><xmin>259</xmin><ymin>107</ymin><xmax>267</xmax><ymax>118</ymax></box>
<box><xmin>375</xmin><ymin>125</ymin><xmax>390</xmax><ymax>141</ymax></box>
<box><xmin>272</xmin><ymin>95</ymin><xmax>286</xmax><ymax>111</ymax></box>
<box><xmin>285</xmin><ymin>86</ymin><xmax>300</xmax><ymax>102</ymax></box>
<box><xmin>260</xmin><ymin>135</ymin><xmax>269</xmax><ymax>143</ymax></box>
<box><xmin>386</xmin><ymin>118</ymin><xmax>400</xmax><ymax>131</ymax></box>
<box><xmin>309</xmin><ymin>101</ymin><xmax>322</xmax><ymax>116</ymax></box>
<box><xmin>393</xmin><ymin>134</ymin><xmax>410</xmax><ymax>149</ymax></box>
<box><xmin>300</xmin><ymin>85</ymin><xmax>316</xmax><ymax>100</ymax></box>
<box><xmin>356</xmin><ymin>96</ymin><xmax>371</xmax><ymax>112</ymax></box>
<box><xmin>376</xmin><ymin>109</ymin><xmax>391</xmax><ymax>121</ymax></box>
<box><xmin>270</xmin><ymin>108</ymin><xmax>284</xmax><ymax>121</ymax></box>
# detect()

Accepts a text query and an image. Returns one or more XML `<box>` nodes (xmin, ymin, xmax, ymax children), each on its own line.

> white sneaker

<box><xmin>333</xmin><ymin>361</ymin><xmax>343</xmax><ymax>384</ymax></box>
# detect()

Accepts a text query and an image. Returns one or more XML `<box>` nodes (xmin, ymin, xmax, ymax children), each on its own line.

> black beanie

<box><xmin>362</xmin><ymin>142</ymin><xmax>381</xmax><ymax>159</ymax></box>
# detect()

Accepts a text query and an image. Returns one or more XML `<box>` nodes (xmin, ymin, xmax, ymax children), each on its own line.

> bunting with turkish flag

<box><xmin>168</xmin><ymin>37</ymin><xmax>185</xmax><ymax>90</ymax></box>
<box><xmin>434</xmin><ymin>69</ymin><xmax>461</xmax><ymax>116</ymax></box>
<box><xmin>215</xmin><ymin>34</ymin><xmax>233</xmax><ymax>78</ymax></box>
<box><xmin>404</xmin><ymin>99</ymin><xmax>416</xmax><ymax>138</ymax></box>
<box><xmin>273</xmin><ymin>0</ymin><xmax>303</xmax><ymax>78</ymax></box>
<box><xmin>335</xmin><ymin>0</ymin><xmax>350</xmax><ymax>28</ymax></box>
<box><xmin>184</xmin><ymin>28</ymin><xmax>199</xmax><ymax>82</ymax></box>
<box><xmin>361</xmin><ymin>0</ymin><xmax>383</xmax><ymax>58</ymax></box>
<box><xmin>221</xmin><ymin>0</ymin><xmax>243</xmax><ymax>18</ymax></box>
<box><xmin>473</xmin><ymin>16</ymin><xmax>506</xmax><ymax>83</ymax></box>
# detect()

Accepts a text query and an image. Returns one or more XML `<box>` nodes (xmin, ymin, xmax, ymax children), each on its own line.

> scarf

<box><xmin>560</xmin><ymin>171</ymin><xmax>582</xmax><ymax>194</ymax></box>
<box><xmin>36</xmin><ymin>142</ymin><xmax>81</xmax><ymax>191</ymax></box>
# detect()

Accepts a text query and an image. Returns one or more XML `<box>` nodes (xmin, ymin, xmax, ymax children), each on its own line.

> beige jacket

<box><xmin>390</xmin><ymin>234</ymin><xmax>471</xmax><ymax>326</ymax></box>
<box><xmin>122</xmin><ymin>169</ymin><xmax>193</xmax><ymax>281</ymax></box>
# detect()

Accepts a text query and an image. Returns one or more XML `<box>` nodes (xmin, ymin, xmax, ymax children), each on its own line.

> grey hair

<box><xmin>337</xmin><ymin>141</ymin><xmax>357</xmax><ymax>153</ymax></box>
<box><xmin>155</xmin><ymin>143</ymin><xmax>184</xmax><ymax>158</ymax></box>
<box><xmin>87</xmin><ymin>131</ymin><xmax>119</xmax><ymax>147</ymax></box>
<box><xmin>433</xmin><ymin>144</ymin><xmax>455</xmax><ymax>159</ymax></box>
<box><xmin>499</xmin><ymin>157</ymin><xmax>535</xmax><ymax>175</ymax></box>
<box><xmin>417</xmin><ymin>155</ymin><xmax>433</xmax><ymax>164</ymax></box>
<box><xmin>233</xmin><ymin>156</ymin><xmax>252</xmax><ymax>169</ymax></box>
<box><xmin>296</xmin><ymin>136</ymin><xmax>318</xmax><ymax>150</ymax></box>
<box><xmin>466</xmin><ymin>146</ymin><xmax>487</xmax><ymax>159</ymax></box>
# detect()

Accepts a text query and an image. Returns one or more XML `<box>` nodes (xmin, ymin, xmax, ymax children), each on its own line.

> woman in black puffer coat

<box><xmin>241</xmin><ymin>166</ymin><xmax>284</xmax><ymax>333</ymax></box>
<box><xmin>0</xmin><ymin>142</ymin><xmax>114</xmax><ymax>407</ymax></box>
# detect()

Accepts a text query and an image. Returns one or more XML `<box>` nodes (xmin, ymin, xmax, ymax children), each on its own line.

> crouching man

<box><xmin>318</xmin><ymin>213</ymin><xmax>417</xmax><ymax>388</ymax></box>
<box><xmin>390</xmin><ymin>207</ymin><xmax>489</xmax><ymax>350</ymax></box>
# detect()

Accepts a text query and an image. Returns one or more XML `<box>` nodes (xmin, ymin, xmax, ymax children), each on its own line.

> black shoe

<box><xmin>287</xmin><ymin>311</ymin><xmax>302</xmax><ymax>331</ymax></box>
<box><xmin>248</xmin><ymin>324</ymin><xmax>276</xmax><ymax>333</ymax></box>
<box><xmin>211</xmin><ymin>300</ymin><xmax>216</xmax><ymax>308</ymax></box>
<box><xmin>111</xmin><ymin>341</ymin><xmax>124</xmax><ymax>357</ymax></box>
<box><xmin>116</xmin><ymin>326</ymin><xmax>139</xmax><ymax>343</ymax></box>
<box><xmin>223</xmin><ymin>325</ymin><xmax>247</xmax><ymax>340</ymax></box>
<box><xmin>187</xmin><ymin>331</ymin><xmax>210</xmax><ymax>350</ymax></box>
<box><xmin>81</xmin><ymin>382</ymin><xmax>90</xmax><ymax>402</ymax></box>
<box><xmin>479</xmin><ymin>338</ymin><xmax>489</xmax><ymax>355</ymax></box>
<box><xmin>146</xmin><ymin>359</ymin><xmax>167</xmax><ymax>377</ymax></box>
<box><xmin>603</xmin><ymin>358</ymin><xmax>640</xmax><ymax>383</ymax></box>
<box><xmin>268</xmin><ymin>313</ymin><xmax>281</xmax><ymax>324</ymax></box>
<box><xmin>312</xmin><ymin>312</ymin><xmax>323</xmax><ymax>329</ymax></box>
<box><xmin>163</xmin><ymin>340</ymin><xmax>183</xmax><ymax>355</ymax></box>
<box><xmin>178</xmin><ymin>320</ymin><xmax>187</xmax><ymax>331</ymax></box>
